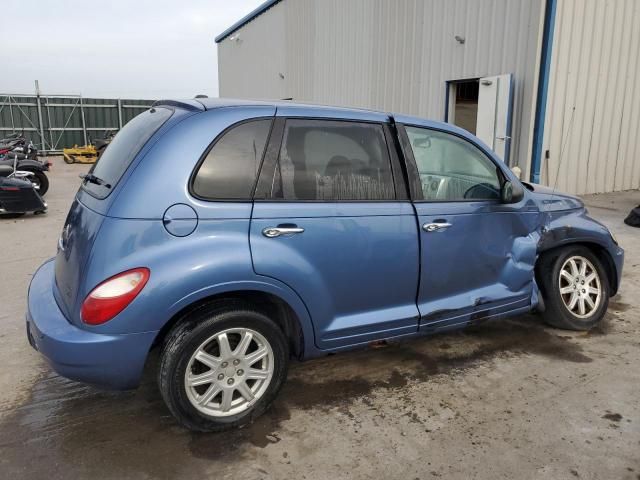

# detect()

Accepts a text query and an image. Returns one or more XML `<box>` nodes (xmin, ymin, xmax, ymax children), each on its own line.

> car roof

<box><xmin>151</xmin><ymin>97</ymin><xmax>461</xmax><ymax>132</ymax></box>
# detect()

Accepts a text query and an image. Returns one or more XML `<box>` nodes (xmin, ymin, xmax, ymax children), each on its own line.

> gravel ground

<box><xmin>0</xmin><ymin>157</ymin><xmax>638</xmax><ymax>480</ymax></box>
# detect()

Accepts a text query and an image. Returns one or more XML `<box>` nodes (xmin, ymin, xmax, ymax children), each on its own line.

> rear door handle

<box><xmin>422</xmin><ymin>222</ymin><xmax>452</xmax><ymax>232</ymax></box>
<box><xmin>262</xmin><ymin>226</ymin><xmax>305</xmax><ymax>238</ymax></box>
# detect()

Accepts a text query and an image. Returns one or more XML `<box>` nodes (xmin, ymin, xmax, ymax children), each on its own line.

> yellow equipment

<box><xmin>63</xmin><ymin>144</ymin><xmax>98</xmax><ymax>164</ymax></box>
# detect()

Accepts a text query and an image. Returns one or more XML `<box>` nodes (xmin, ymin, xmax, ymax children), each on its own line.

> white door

<box><xmin>476</xmin><ymin>74</ymin><xmax>513</xmax><ymax>163</ymax></box>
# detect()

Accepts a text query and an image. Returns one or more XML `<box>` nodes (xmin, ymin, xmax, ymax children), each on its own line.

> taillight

<box><xmin>81</xmin><ymin>268</ymin><xmax>150</xmax><ymax>325</ymax></box>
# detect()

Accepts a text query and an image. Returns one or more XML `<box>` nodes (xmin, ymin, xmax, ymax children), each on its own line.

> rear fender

<box><xmin>164</xmin><ymin>279</ymin><xmax>316</xmax><ymax>357</ymax></box>
<box><xmin>14</xmin><ymin>159</ymin><xmax>46</xmax><ymax>171</ymax></box>
<box><xmin>81</xmin><ymin>216</ymin><xmax>318</xmax><ymax>358</ymax></box>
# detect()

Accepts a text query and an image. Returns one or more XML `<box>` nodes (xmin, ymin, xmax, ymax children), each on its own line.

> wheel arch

<box><xmin>152</xmin><ymin>286</ymin><xmax>312</xmax><ymax>360</ymax></box>
<box><xmin>536</xmin><ymin>241</ymin><xmax>619</xmax><ymax>296</ymax></box>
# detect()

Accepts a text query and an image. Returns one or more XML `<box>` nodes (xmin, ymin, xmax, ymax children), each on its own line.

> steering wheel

<box><xmin>463</xmin><ymin>182</ymin><xmax>500</xmax><ymax>200</ymax></box>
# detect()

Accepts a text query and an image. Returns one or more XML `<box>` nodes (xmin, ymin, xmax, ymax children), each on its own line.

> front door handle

<box><xmin>262</xmin><ymin>226</ymin><xmax>305</xmax><ymax>238</ymax></box>
<box><xmin>422</xmin><ymin>222</ymin><xmax>452</xmax><ymax>233</ymax></box>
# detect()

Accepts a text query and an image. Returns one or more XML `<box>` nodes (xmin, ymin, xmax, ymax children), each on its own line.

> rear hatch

<box><xmin>53</xmin><ymin>106</ymin><xmax>178</xmax><ymax>324</ymax></box>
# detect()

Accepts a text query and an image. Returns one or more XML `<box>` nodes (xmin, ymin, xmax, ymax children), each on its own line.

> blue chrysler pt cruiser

<box><xmin>26</xmin><ymin>99</ymin><xmax>624</xmax><ymax>431</ymax></box>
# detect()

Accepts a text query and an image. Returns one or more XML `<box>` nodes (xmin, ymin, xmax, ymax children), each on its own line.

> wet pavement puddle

<box><xmin>0</xmin><ymin>315</ymin><xmax>604</xmax><ymax>478</ymax></box>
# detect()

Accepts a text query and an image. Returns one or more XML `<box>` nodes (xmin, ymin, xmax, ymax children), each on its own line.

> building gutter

<box><xmin>214</xmin><ymin>0</ymin><xmax>282</xmax><ymax>43</ymax></box>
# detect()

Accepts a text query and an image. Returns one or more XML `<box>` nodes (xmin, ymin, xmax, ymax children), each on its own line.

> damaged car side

<box><xmin>26</xmin><ymin>99</ymin><xmax>623</xmax><ymax>432</ymax></box>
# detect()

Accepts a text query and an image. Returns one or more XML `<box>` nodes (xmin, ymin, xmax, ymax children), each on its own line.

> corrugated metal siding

<box><xmin>218</xmin><ymin>0</ymin><xmax>543</xmax><ymax>171</ymax></box>
<box><xmin>541</xmin><ymin>0</ymin><xmax>640</xmax><ymax>194</ymax></box>
<box><xmin>217</xmin><ymin>2</ymin><xmax>286</xmax><ymax>100</ymax></box>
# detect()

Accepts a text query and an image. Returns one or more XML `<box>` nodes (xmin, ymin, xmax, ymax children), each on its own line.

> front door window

<box><xmin>405</xmin><ymin>126</ymin><xmax>502</xmax><ymax>201</ymax></box>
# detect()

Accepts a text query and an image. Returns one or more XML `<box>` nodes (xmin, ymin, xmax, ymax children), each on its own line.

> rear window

<box><xmin>83</xmin><ymin>107</ymin><xmax>172</xmax><ymax>198</ymax></box>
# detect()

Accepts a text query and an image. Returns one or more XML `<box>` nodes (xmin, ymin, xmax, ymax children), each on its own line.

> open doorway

<box><xmin>447</xmin><ymin>79</ymin><xmax>479</xmax><ymax>134</ymax></box>
<box><xmin>445</xmin><ymin>74</ymin><xmax>514</xmax><ymax>163</ymax></box>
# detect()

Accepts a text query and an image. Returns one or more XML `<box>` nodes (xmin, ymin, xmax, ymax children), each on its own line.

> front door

<box><xmin>250</xmin><ymin>115</ymin><xmax>420</xmax><ymax>349</ymax></box>
<box><xmin>396</xmin><ymin>119</ymin><xmax>538</xmax><ymax>332</ymax></box>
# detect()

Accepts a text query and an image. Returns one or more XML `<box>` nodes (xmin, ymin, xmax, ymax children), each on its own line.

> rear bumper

<box><xmin>26</xmin><ymin>259</ymin><xmax>157</xmax><ymax>390</ymax></box>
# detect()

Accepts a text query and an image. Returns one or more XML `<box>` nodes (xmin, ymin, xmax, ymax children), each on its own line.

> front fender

<box><xmin>538</xmin><ymin>208</ymin><xmax>624</xmax><ymax>294</ymax></box>
<box><xmin>538</xmin><ymin>208</ymin><xmax>614</xmax><ymax>252</ymax></box>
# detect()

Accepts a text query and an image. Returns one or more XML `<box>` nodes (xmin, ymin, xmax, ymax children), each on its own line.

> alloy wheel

<box><xmin>184</xmin><ymin>327</ymin><xmax>274</xmax><ymax>417</ymax></box>
<box><xmin>558</xmin><ymin>255</ymin><xmax>602</xmax><ymax>318</ymax></box>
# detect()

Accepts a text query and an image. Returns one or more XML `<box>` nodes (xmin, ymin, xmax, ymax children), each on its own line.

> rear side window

<box><xmin>273</xmin><ymin>119</ymin><xmax>395</xmax><ymax>200</ymax></box>
<box><xmin>192</xmin><ymin>119</ymin><xmax>272</xmax><ymax>200</ymax></box>
<box><xmin>84</xmin><ymin>107</ymin><xmax>172</xmax><ymax>198</ymax></box>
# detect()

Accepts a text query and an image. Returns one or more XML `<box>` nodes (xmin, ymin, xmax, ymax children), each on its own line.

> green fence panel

<box><xmin>0</xmin><ymin>94</ymin><xmax>155</xmax><ymax>152</ymax></box>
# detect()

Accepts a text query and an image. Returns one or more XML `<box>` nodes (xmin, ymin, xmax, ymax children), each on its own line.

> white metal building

<box><xmin>216</xmin><ymin>0</ymin><xmax>640</xmax><ymax>195</ymax></box>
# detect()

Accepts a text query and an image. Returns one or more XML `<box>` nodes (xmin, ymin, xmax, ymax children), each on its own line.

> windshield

<box><xmin>82</xmin><ymin>107</ymin><xmax>172</xmax><ymax>198</ymax></box>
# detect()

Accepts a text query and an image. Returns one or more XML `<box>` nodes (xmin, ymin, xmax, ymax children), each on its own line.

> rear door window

<box><xmin>83</xmin><ymin>107</ymin><xmax>172</xmax><ymax>198</ymax></box>
<box><xmin>273</xmin><ymin>119</ymin><xmax>395</xmax><ymax>200</ymax></box>
<box><xmin>192</xmin><ymin>119</ymin><xmax>272</xmax><ymax>200</ymax></box>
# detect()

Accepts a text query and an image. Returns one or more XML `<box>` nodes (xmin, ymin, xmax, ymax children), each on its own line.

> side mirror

<box><xmin>501</xmin><ymin>180</ymin><xmax>525</xmax><ymax>204</ymax></box>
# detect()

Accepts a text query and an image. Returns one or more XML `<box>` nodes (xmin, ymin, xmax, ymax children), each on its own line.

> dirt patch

<box><xmin>602</xmin><ymin>412</ymin><xmax>623</xmax><ymax>422</ymax></box>
<box><xmin>589</xmin><ymin>316</ymin><xmax>615</xmax><ymax>336</ymax></box>
<box><xmin>608</xmin><ymin>301</ymin><xmax>631</xmax><ymax>313</ymax></box>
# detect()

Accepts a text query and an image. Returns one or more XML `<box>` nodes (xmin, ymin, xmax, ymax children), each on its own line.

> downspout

<box><xmin>530</xmin><ymin>0</ymin><xmax>558</xmax><ymax>183</ymax></box>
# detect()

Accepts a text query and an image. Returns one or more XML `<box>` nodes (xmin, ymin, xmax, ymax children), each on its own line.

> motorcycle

<box><xmin>0</xmin><ymin>152</ymin><xmax>50</xmax><ymax>195</ymax></box>
<box><xmin>0</xmin><ymin>156</ymin><xmax>47</xmax><ymax>218</ymax></box>
<box><xmin>0</xmin><ymin>137</ymin><xmax>25</xmax><ymax>157</ymax></box>
<box><xmin>0</xmin><ymin>133</ymin><xmax>39</xmax><ymax>160</ymax></box>
<box><xmin>10</xmin><ymin>139</ymin><xmax>39</xmax><ymax>160</ymax></box>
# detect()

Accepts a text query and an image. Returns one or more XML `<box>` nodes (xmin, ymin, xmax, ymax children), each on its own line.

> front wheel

<box><xmin>538</xmin><ymin>246</ymin><xmax>610</xmax><ymax>330</ymax></box>
<box><xmin>158</xmin><ymin>303</ymin><xmax>289</xmax><ymax>432</ymax></box>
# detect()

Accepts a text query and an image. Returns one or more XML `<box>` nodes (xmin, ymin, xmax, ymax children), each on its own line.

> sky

<box><xmin>0</xmin><ymin>0</ymin><xmax>264</xmax><ymax>99</ymax></box>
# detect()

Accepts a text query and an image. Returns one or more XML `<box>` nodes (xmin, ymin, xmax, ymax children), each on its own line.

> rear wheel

<box><xmin>158</xmin><ymin>303</ymin><xmax>289</xmax><ymax>432</ymax></box>
<box><xmin>28</xmin><ymin>170</ymin><xmax>49</xmax><ymax>196</ymax></box>
<box><xmin>538</xmin><ymin>246</ymin><xmax>609</xmax><ymax>330</ymax></box>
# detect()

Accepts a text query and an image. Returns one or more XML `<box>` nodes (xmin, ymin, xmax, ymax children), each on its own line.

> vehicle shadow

<box><xmin>0</xmin><ymin>313</ymin><xmax>614</xmax><ymax>478</ymax></box>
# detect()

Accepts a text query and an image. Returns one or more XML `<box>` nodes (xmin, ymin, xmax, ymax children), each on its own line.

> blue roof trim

<box><xmin>214</xmin><ymin>0</ymin><xmax>282</xmax><ymax>43</ymax></box>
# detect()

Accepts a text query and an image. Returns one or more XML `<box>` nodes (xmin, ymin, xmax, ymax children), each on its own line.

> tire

<box><xmin>63</xmin><ymin>154</ymin><xmax>75</xmax><ymax>164</ymax></box>
<box><xmin>27</xmin><ymin>170</ymin><xmax>49</xmax><ymax>196</ymax></box>
<box><xmin>537</xmin><ymin>246</ymin><xmax>610</xmax><ymax>330</ymax></box>
<box><xmin>158</xmin><ymin>302</ymin><xmax>289</xmax><ymax>432</ymax></box>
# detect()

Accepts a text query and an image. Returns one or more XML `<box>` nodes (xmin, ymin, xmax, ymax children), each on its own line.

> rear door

<box><xmin>396</xmin><ymin>120</ymin><xmax>539</xmax><ymax>333</ymax></box>
<box><xmin>250</xmin><ymin>111</ymin><xmax>420</xmax><ymax>350</ymax></box>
